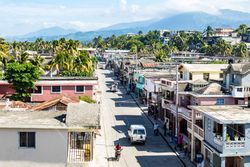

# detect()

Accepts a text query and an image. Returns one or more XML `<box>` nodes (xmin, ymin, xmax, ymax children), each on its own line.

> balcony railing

<box><xmin>225</xmin><ymin>141</ymin><xmax>245</xmax><ymax>148</ymax></box>
<box><xmin>165</xmin><ymin>103</ymin><xmax>192</xmax><ymax>119</ymax></box>
<box><xmin>187</xmin><ymin>121</ymin><xmax>192</xmax><ymax>130</ymax></box>
<box><xmin>193</xmin><ymin>124</ymin><xmax>204</xmax><ymax>139</ymax></box>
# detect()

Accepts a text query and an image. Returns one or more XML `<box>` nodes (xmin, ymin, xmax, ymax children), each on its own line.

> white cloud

<box><xmin>0</xmin><ymin>0</ymin><xmax>250</xmax><ymax>36</ymax></box>
<box><xmin>131</xmin><ymin>4</ymin><xmax>140</xmax><ymax>14</ymax></box>
<box><xmin>59</xmin><ymin>5</ymin><xmax>66</xmax><ymax>9</ymax></box>
<box><xmin>68</xmin><ymin>21</ymin><xmax>109</xmax><ymax>31</ymax></box>
<box><xmin>120</xmin><ymin>0</ymin><xmax>127</xmax><ymax>11</ymax></box>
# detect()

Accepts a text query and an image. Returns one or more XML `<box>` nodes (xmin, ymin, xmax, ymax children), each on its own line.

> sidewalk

<box><xmin>130</xmin><ymin>92</ymin><xmax>196</xmax><ymax>167</ymax></box>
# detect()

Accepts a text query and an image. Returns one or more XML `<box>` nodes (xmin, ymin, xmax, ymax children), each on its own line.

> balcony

<box><xmin>165</xmin><ymin>103</ymin><xmax>192</xmax><ymax>119</ymax></box>
<box><xmin>187</xmin><ymin>120</ymin><xmax>204</xmax><ymax>140</ymax></box>
<box><xmin>225</xmin><ymin>141</ymin><xmax>245</xmax><ymax>149</ymax></box>
<box><xmin>194</xmin><ymin>124</ymin><xmax>204</xmax><ymax>139</ymax></box>
<box><xmin>213</xmin><ymin>133</ymin><xmax>245</xmax><ymax>149</ymax></box>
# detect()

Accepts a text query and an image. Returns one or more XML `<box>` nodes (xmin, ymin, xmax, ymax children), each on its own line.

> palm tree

<box><xmin>30</xmin><ymin>54</ymin><xmax>45</xmax><ymax>73</ymax></box>
<box><xmin>204</xmin><ymin>26</ymin><xmax>214</xmax><ymax>38</ymax></box>
<box><xmin>74</xmin><ymin>51</ymin><xmax>93</xmax><ymax>74</ymax></box>
<box><xmin>155</xmin><ymin>49</ymin><xmax>166</xmax><ymax>62</ymax></box>
<box><xmin>236</xmin><ymin>24</ymin><xmax>248</xmax><ymax>36</ymax></box>
<box><xmin>0</xmin><ymin>38</ymin><xmax>9</xmax><ymax>68</ymax></box>
<box><xmin>233</xmin><ymin>42</ymin><xmax>249</xmax><ymax>57</ymax></box>
<box><xmin>215</xmin><ymin>39</ymin><xmax>232</xmax><ymax>56</ymax></box>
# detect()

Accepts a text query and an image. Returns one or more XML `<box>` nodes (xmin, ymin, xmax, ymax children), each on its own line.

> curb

<box><xmin>129</xmin><ymin>93</ymin><xmax>187</xmax><ymax>167</ymax></box>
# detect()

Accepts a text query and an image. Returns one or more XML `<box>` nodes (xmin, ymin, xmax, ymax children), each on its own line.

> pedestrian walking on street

<box><xmin>163</xmin><ymin>121</ymin><xmax>167</xmax><ymax>136</ymax></box>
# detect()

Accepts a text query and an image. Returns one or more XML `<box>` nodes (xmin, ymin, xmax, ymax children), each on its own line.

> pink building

<box><xmin>0</xmin><ymin>77</ymin><xmax>98</xmax><ymax>102</ymax></box>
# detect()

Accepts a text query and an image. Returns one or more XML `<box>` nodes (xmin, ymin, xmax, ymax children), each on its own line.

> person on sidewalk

<box><xmin>153</xmin><ymin>122</ymin><xmax>159</xmax><ymax>135</ymax></box>
<box><xmin>183</xmin><ymin>143</ymin><xmax>188</xmax><ymax>157</ymax></box>
<box><xmin>178</xmin><ymin>134</ymin><xmax>183</xmax><ymax>151</ymax></box>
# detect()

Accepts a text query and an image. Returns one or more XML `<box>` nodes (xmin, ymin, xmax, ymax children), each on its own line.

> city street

<box><xmin>95</xmin><ymin>69</ymin><xmax>184</xmax><ymax>167</ymax></box>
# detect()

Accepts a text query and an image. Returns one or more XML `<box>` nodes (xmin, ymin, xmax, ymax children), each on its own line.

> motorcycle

<box><xmin>115</xmin><ymin>148</ymin><xmax>122</xmax><ymax>161</ymax></box>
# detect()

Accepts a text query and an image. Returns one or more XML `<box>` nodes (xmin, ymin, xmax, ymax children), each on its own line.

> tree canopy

<box><xmin>4</xmin><ymin>62</ymin><xmax>42</xmax><ymax>101</ymax></box>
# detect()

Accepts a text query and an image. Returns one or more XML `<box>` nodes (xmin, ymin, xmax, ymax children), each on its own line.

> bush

<box><xmin>61</xmin><ymin>70</ymin><xmax>92</xmax><ymax>77</ymax></box>
<box><xmin>79</xmin><ymin>95</ymin><xmax>96</xmax><ymax>103</ymax></box>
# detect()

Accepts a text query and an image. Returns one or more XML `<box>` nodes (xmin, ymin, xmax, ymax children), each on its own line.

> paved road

<box><xmin>97</xmin><ymin>69</ymin><xmax>184</xmax><ymax>167</ymax></box>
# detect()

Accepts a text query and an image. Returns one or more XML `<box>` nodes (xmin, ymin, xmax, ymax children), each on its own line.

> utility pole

<box><xmin>175</xmin><ymin>64</ymin><xmax>179</xmax><ymax>137</ymax></box>
<box><xmin>135</xmin><ymin>47</ymin><xmax>138</xmax><ymax>72</ymax></box>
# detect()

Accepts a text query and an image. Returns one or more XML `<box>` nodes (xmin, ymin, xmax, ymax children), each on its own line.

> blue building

<box><xmin>191</xmin><ymin>105</ymin><xmax>250</xmax><ymax>167</ymax></box>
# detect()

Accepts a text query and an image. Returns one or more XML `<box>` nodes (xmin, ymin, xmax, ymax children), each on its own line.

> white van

<box><xmin>128</xmin><ymin>125</ymin><xmax>146</xmax><ymax>145</ymax></box>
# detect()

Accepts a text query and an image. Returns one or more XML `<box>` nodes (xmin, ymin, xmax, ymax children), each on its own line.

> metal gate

<box><xmin>67</xmin><ymin>132</ymin><xmax>93</xmax><ymax>163</ymax></box>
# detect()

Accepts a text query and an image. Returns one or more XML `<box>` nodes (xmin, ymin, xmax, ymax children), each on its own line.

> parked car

<box><xmin>128</xmin><ymin>125</ymin><xmax>146</xmax><ymax>145</ymax></box>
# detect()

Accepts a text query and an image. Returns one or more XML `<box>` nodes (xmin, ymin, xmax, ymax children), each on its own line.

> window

<box><xmin>203</xmin><ymin>73</ymin><xmax>210</xmax><ymax>81</ymax></box>
<box><xmin>189</xmin><ymin>73</ymin><xmax>193</xmax><ymax>80</ymax></box>
<box><xmin>51</xmin><ymin>86</ymin><xmax>61</xmax><ymax>93</ymax></box>
<box><xmin>75</xmin><ymin>86</ymin><xmax>85</xmax><ymax>93</ymax></box>
<box><xmin>237</xmin><ymin>88</ymin><xmax>243</xmax><ymax>92</ymax></box>
<box><xmin>213</xmin><ymin>122</ymin><xmax>223</xmax><ymax>135</ymax></box>
<box><xmin>219</xmin><ymin>73</ymin><xmax>223</xmax><ymax>78</ymax></box>
<box><xmin>180</xmin><ymin>71</ymin><xmax>183</xmax><ymax>79</ymax></box>
<box><xmin>216</xmin><ymin>98</ymin><xmax>224</xmax><ymax>105</ymax></box>
<box><xmin>133</xmin><ymin>129</ymin><xmax>145</xmax><ymax>135</ymax></box>
<box><xmin>33</xmin><ymin>86</ymin><xmax>42</xmax><ymax>94</ymax></box>
<box><xmin>19</xmin><ymin>132</ymin><xmax>35</xmax><ymax>148</ymax></box>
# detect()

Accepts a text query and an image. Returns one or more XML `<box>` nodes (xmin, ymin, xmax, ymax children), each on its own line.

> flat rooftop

<box><xmin>0</xmin><ymin>103</ymin><xmax>100</xmax><ymax>130</ymax></box>
<box><xmin>0</xmin><ymin>110</ymin><xmax>67</xmax><ymax>129</ymax></box>
<box><xmin>190</xmin><ymin>105</ymin><xmax>250</xmax><ymax>124</ymax></box>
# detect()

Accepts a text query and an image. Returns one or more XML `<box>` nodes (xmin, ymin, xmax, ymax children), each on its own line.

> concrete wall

<box><xmin>197</xmin><ymin>97</ymin><xmax>235</xmax><ymax>105</ymax></box>
<box><xmin>31</xmin><ymin>85</ymin><xmax>93</xmax><ymax>102</ymax></box>
<box><xmin>0</xmin><ymin>85</ymin><xmax>15</xmax><ymax>98</ymax></box>
<box><xmin>182</xmin><ymin>70</ymin><xmax>223</xmax><ymax>81</ymax></box>
<box><xmin>0</xmin><ymin>129</ymin><xmax>68</xmax><ymax>167</ymax></box>
<box><xmin>242</xmin><ymin>72</ymin><xmax>250</xmax><ymax>87</ymax></box>
<box><xmin>144</xmin><ymin>78</ymin><xmax>155</xmax><ymax>93</ymax></box>
<box><xmin>0</xmin><ymin>83</ymin><xmax>94</xmax><ymax>102</ymax></box>
<box><xmin>190</xmin><ymin>96</ymin><xmax>235</xmax><ymax>106</ymax></box>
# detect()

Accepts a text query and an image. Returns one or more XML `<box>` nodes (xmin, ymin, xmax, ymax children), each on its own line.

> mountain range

<box><xmin>6</xmin><ymin>9</ymin><xmax>250</xmax><ymax>42</ymax></box>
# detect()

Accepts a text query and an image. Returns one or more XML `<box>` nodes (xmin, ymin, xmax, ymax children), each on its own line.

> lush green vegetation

<box><xmin>0</xmin><ymin>38</ymin><xmax>97</xmax><ymax>101</ymax></box>
<box><xmin>79</xmin><ymin>95</ymin><xmax>96</xmax><ymax>103</ymax></box>
<box><xmin>90</xmin><ymin>24</ymin><xmax>250</xmax><ymax>62</ymax></box>
<box><xmin>0</xmin><ymin>38</ymin><xmax>96</xmax><ymax>76</ymax></box>
<box><xmin>4</xmin><ymin>62</ymin><xmax>41</xmax><ymax>101</ymax></box>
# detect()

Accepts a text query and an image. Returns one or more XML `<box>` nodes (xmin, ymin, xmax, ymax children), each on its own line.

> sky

<box><xmin>0</xmin><ymin>0</ymin><xmax>249</xmax><ymax>36</ymax></box>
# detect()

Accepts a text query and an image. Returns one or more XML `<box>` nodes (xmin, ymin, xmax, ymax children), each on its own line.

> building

<box><xmin>179</xmin><ymin>63</ymin><xmax>228</xmax><ymax>82</ymax></box>
<box><xmin>170</xmin><ymin>52</ymin><xmax>206</xmax><ymax>63</ymax></box>
<box><xmin>78</xmin><ymin>48</ymin><xmax>97</xmax><ymax>56</ymax></box>
<box><xmin>0</xmin><ymin>103</ymin><xmax>100</xmax><ymax>167</ymax></box>
<box><xmin>190</xmin><ymin>105</ymin><xmax>250</xmax><ymax>167</ymax></box>
<box><xmin>0</xmin><ymin>76</ymin><xmax>98</xmax><ymax>102</ymax></box>
<box><xmin>213</xmin><ymin>28</ymin><xmax>234</xmax><ymax>37</ymax></box>
<box><xmin>242</xmin><ymin>28</ymin><xmax>250</xmax><ymax>43</ymax></box>
<box><xmin>223</xmin><ymin>63</ymin><xmax>250</xmax><ymax>104</ymax></box>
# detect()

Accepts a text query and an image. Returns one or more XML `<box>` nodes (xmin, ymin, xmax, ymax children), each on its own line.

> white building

<box><xmin>0</xmin><ymin>103</ymin><xmax>100</xmax><ymax>167</ymax></box>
